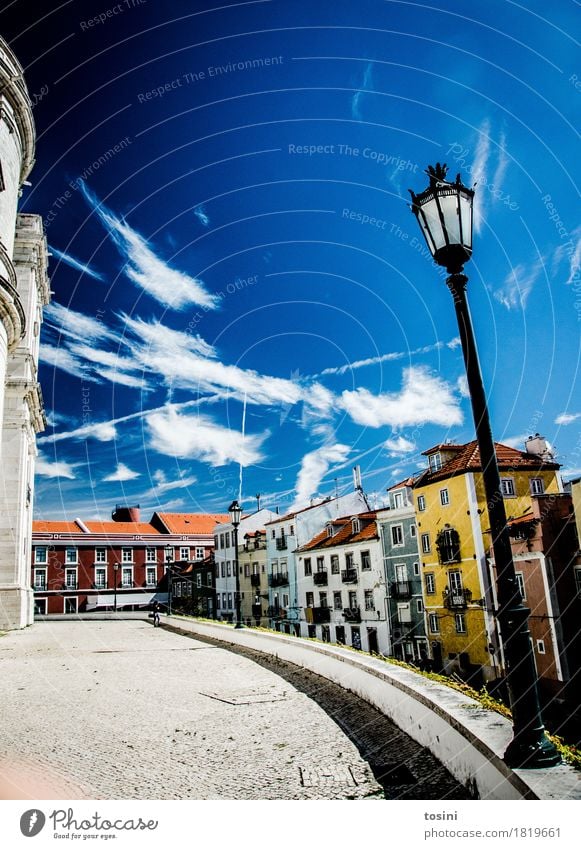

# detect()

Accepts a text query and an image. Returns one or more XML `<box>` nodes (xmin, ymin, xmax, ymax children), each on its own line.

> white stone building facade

<box><xmin>0</xmin><ymin>37</ymin><xmax>50</xmax><ymax>629</ymax></box>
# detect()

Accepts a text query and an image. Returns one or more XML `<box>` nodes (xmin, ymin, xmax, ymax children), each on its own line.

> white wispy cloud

<box><xmin>38</xmin><ymin>420</ymin><xmax>117</xmax><ymax>445</ymax></box>
<box><xmin>36</xmin><ymin>455</ymin><xmax>77</xmax><ymax>479</ymax></box>
<box><xmin>472</xmin><ymin>119</ymin><xmax>491</xmax><ymax>234</ymax></box>
<box><xmin>384</xmin><ymin>435</ymin><xmax>416</xmax><ymax>456</ymax></box>
<box><xmin>147</xmin><ymin>406</ymin><xmax>267</xmax><ymax>466</ymax></box>
<box><xmin>194</xmin><ymin>205</ymin><xmax>210</xmax><ymax>227</ymax></box>
<box><xmin>555</xmin><ymin>412</ymin><xmax>581</xmax><ymax>425</ymax></box>
<box><xmin>351</xmin><ymin>62</ymin><xmax>373</xmax><ymax>120</ymax></box>
<box><xmin>143</xmin><ymin>471</ymin><xmax>197</xmax><ymax>498</ymax></box>
<box><xmin>40</xmin><ymin>343</ymin><xmax>99</xmax><ymax>382</ymax></box>
<box><xmin>49</xmin><ymin>246</ymin><xmax>104</xmax><ymax>281</ymax></box>
<box><xmin>44</xmin><ymin>302</ymin><xmax>118</xmax><ymax>345</ymax></box>
<box><xmin>318</xmin><ymin>340</ymin><xmax>452</xmax><ymax>378</ymax></box>
<box><xmin>493</xmin><ymin>259</ymin><xmax>544</xmax><ymax>310</ymax></box>
<box><xmin>553</xmin><ymin>224</ymin><xmax>581</xmax><ymax>287</ymax></box>
<box><xmin>79</xmin><ymin>182</ymin><xmax>218</xmax><ymax>311</ymax></box>
<box><xmin>290</xmin><ymin>443</ymin><xmax>351</xmax><ymax>513</ymax></box>
<box><xmin>103</xmin><ymin>463</ymin><xmax>140</xmax><ymax>482</ymax></box>
<box><xmin>457</xmin><ymin>375</ymin><xmax>470</xmax><ymax>397</ymax></box>
<box><xmin>492</xmin><ymin>132</ymin><xmax>509</xmax><ymax>193</ymax></box>
<box><xmin>340</xmin><ymin>366</ymin><xmax>462</xmax><ymax>428</ymax></box>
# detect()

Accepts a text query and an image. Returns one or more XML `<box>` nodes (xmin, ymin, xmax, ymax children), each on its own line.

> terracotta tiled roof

<box><xmin>84</xmin><ymin>522</ymin><xmax>161</xmax><ymax>535</ymax></box>
<box><xmin>414</xmin><ymin>440</ymin><xmax>559</xmax><ymax>486</ymax></box>
<box><xmin>244</xmin><ymin>530</ymin><xmax>265</xmax><ymax>538</ymax></box>
<box><xmin>388</xmin><ymin>476</ymin><xmax>416</xmax><ymax>491</ymax></box>
<box><xmin>421</xmin><ymin>443</ymin><xmax>464</xmax><ymax>456</ymax></box>
<box><xmin>298</xmin><ymin>512</ymin><xmax>378</xmax><ymax>552</ymax></box>
<box><xmin>32</xmin><ymin>521</ymin><xmax>80</xmax><ymax>534</ymax></box>
<box><xmin>155</xmin><ymin>513</ymin><xmax>230</xmax><ymax>534</ymax></box>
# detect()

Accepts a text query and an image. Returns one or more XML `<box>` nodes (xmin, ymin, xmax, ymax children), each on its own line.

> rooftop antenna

<box><xmin>334</xmin><ymin>478</ymin><xmax>339</xmax><ymax>499</ymax></box>
<box><xmin>353</xmin><ymin>465</ymin><xmax>363</xmax><ymax>491</ymax></box>
<box><xmin>255</xmin><ymin>493</ymin><xmax>261</xmax><ymax>511</ymax></box>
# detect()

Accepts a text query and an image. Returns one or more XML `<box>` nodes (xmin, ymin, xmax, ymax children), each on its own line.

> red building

<box><xmin>31</xmin><ymin>506</ymin><xmax>228</xmax><ymax>615</ymax></box>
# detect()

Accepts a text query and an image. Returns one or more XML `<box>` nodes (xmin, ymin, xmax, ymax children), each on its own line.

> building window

<box><xmin>530</xmin><ymin>478</ymin><xmax>544</xmax><ymax>495</ymax></box>
<box><xmin>345</xmin><ymin>552</ymin><xmax>354</xmax><ymax>569</ymax></box>
<box><xmin>196</xmin><ymin>573</ymin><xmax>202</xmax><ymax>588</ymax></box>
<box><xmin>393</xmin><ymin>491</ymin><xmax>403</xmax><ymax>509</ymax></box>
<box><xmin>225</xmin><ymin>532</ymin><xmax>230</xmax><ymax>548</ymax></box>
<box><xmin>364</xmin><ymin>590</ymin><xmax>375</xmax><ymax>611</ymax></box>
<box><xmin>501</xmin><ymin>477</ymin><xmax>516</xmax><ymax>497</ymax></box>
<box><xmin>220</xmin><ymin>534</ymin><xmax>225</xmax><ymax>548</ymax></box>
<box><xmin>146</xmin><ymin>567</ymin><xmax>156</xmax><ymax>587</ymax></box>
<box><xmin>121</xmin><ymin>548</ymin><xmax>132</xmax><ymax>563</ymax></box>
<box><xmin>145</xmin><ymin>548</ymin><xmax>156</xmax><ymax>563</ymax></box>
<box><xmin>428</xmin><ymin>613</ymin><xmax>439</xmax><ymax>633</ymax></box>
<box><xmin>220</xmin><ymin>562</ymin><xmax>225</xmax><ymax>578</ymax></box>
<box><xmin>95</xmin><ymin>567</ymin><xmax>107</xmax><ymax>589</ymax></box>
<box><xmin>440</xmin><ymin>488</ymin><xmax>450</xmax><ymax>506</ymax></box>
<box><xmin>227</xmin><ymin>592</ymin><xmax>233</xmax><ymax>608</ymax></box>
<box><xmin>361</xmin><ymin>550</ymin><xmax>371</xmax><ymax>571</ymax></box>
<box><xmin>34</xmin><ymin>598</ymin><xmax>47</xmax><ymax>615</ymax></box>
<box><xmin>348</xmin><ymin>590</ymin><xmax>358</xmax><ymax>609</ymax></box>
<box><xmin>226</xmin><ymin>562</ymin><xmax>231</xmax><ymax>577</ymax></box>
<box><xmin>326</xmin><ymin>524</ymin><xmax>333</xmax><ymax>538</ymax></box>
<box><xmin>352</xmin><ymin>518</ymin><xmax>361</xmax><ymax>534</ymax></box>
<box><xmin>271</xmin><ymin>529</ymin><xmax>276</xmax><ymax>539</ymax></box>
<box><xmin>316</xmin><ymin>556</ymin><xmax>325</xmax><ymax>572</ymax></box>
<box><xmin>455</xmin><ymin>613</ymin><xmax>467</xmax><ymax>633</ymax></box>
<box><xmin>421</xmin><ymin>533</ymin><xmax>431</xmax><ymax>554</ymax></box>
<box><xmin>410</xmin><ymin>524</ymin><xmax>417</xmax><ymax>538</ymax></box>
<box><xmin>121</xmin><ymin>567</ymin><xmax>132</xmax><ymax>587</ymax></box>
<box><xmin>436</xmin><ymin>527</ymin><xmax>461</xmax><ymax>564</ymax></box>
<box><xmin>304</xmin><ymin>558</ymin><xmax>312</xmax><ymax>576</ymax></box>
<box><xmin>516</xmin><ymin>571</ymin><xmax>526</xmax><ymax>601</ymax></box>
<box><xmin>536</xmin><ymin>640</ymin><xmax>546</xmax><ymax>655</ymax></box>
<box><xmin>351</xmin><ymin>627</ymin><xmax>361</xmax><ymax>650</ymax></box>
<box><xmin>222</xmin><ymin>592</ymin><xmax>227</xmax><ymax>608</ymax></box>
<box><xmin>64</xmin><ymin>597</ymin><xmax>77</xmax><ymax>614</ymax></box>
<box><xmin>34</xmin><ymin>546</ymin><xmax>48</xmax><ymax>564</ymax></box>
<box><xmin>305</xmin><ymin>592</ymin><xmax>314</xmax><ymax>607</ymax></box>
<box><xmin>216</xmin><ymin>595</ymin><xmax>221</xmax><ymax>609</ymax></box>
<box><xmin>413</xmin><ymin>561</ymin><xmax>420</xmax><ymax>577</ymax></box>
<box><xmin>65</xmin><ymin>569</ymin><xmax>77</xmax><ymax>589</ymax></box>
<box><xmin>195</xmin><ymin>547</ymin><xmax>204</xmax><ymax>559</ymax></box>
<box><xmin>417</xmin><ymin>495</ymin><xmax>426</xmax><ymax>512</ymax></box>
<box><xmin>425</xmin><ymin>573</ymin><xmax>435</xmax><ymax>594</ymax></box>
<box><xmin>34</xmin><ymin>569</ymin><xmax>47</xmax><ymax>590</ymax></box>
<box><xmin>207</xmin><ymin>571</ymin><xmax>212</xmax><ymax>586</ymax></box>
<box><xmin>449</xmin><ymin>570</ymin><xmax>463</xmax><ymax>594</ymax></box>
<box><xmin>416</xmin><ymin>599</ymin><xmax>423</xmax><ymax>613</ymax></box>
<box><xmin>244</xmin><ymin>562</ymin><xmax>250</xmax><ymax>578</ymax></box>
<box><xmin>319</xmin><ymin>592</ymin><xmax>328</xmax><ymax>608</ymax></box>
<box><xmin>333</xmin><ymin>591</ymin><xmax>342</xmax><ymax>610</ymax></box>
<box><xmin>214</xmin><ymin>535</ymin><xmax>219</xmax><ymax>549</ymax></box>
<box><xmin>429</xmin><ymin>453</ymin><xmax>442</xmax><ymax>472</ymax></box>
<box><xmin>331</xmin><ymin>555</ymin><xmax>339</xmax><ymax>574</ymax></box>
<box><xmin>290</xmin><ymin>525</ymin><xmax>294</xmax><ymax>536</ymax></box>
<box><xmin>391</xmin><ymin>525</ymin><xmax>404</xmax><ymax>547</ymax></box>
<box><xmin>65</xmin><ymin>547</ymin><xmax>77</xmax><ymax>564</ymax></box>
<box><xmin>180</xmin><ymin>547</ymin><xmax>190</xmax><ymax>561</ymax></box>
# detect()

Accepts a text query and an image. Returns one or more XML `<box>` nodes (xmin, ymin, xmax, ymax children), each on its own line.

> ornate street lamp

<box><xmin>229</xmin><ymin>500</ymin><xmax>243</xmax><ymax>629</ymax></box>
<box><xmin>165</xmin><ymin>544</ymin><xmax>174</xmax><ymax>616</ymax></box>
<box><xmin>409</xmin><ymin>163</ymin><xmax>559</xmax><ymax>768</ymax></box>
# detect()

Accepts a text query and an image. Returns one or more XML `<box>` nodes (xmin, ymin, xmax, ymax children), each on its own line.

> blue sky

<box><xmin>3</xmin><ymin>0</ymin><xmax>579</xmax><ymax>519</ymax></box>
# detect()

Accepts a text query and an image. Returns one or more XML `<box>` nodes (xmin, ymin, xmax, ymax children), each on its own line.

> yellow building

<box><xmin>413</xmin><ymin>436</ymin><xmax>562</xmax><ymax>683</ymax></box>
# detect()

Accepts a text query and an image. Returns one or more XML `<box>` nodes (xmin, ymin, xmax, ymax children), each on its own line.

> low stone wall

<box><xmin>163</xmin><ymin>615</ymin><xmax>581</xmax><ymax>801</ymax></box>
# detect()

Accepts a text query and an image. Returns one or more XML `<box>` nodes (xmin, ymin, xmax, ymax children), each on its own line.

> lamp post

<box><xmin>229</xmin><ymin>500</ymin><xmax>243</xmax><ymax>629</ymax></box>
<box><xmin>409</xmin><ymin>163</ymin><xmax>559</xmax><ymax>768</ymax></box>
<box><xmin>165</xmin><ymin>544</ymin><xmax>173</xmax><ymax>616</ymax></box>
<box><xmin>113</xmin><ymin>562</ymin><xmax>119</xmax><ymax>613</ymax></box>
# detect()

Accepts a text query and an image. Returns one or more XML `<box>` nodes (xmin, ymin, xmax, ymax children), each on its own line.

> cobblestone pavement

<box><xmin>0</xmin><ymin>621</ymin><xmax>469</xmax><ymax>800</ymax></box>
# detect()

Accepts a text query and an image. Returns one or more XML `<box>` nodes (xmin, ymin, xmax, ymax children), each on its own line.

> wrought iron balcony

<box><xmin>390</xmin><ymin>580</ymin><xmax>411</xmax><ymax>598</ymax></box>
<box><xmin>313</xmin><ymin>570</ymin><xmax>328</xmax><ymax>586</ymax></box>
<box><xmin>267</xmin><ymin>605</ymin><xmax>286</xmax><ymax>619</ymax></box>
<box><xmin>343</xmin><ymin>607</ymin><xmax>361</xmax><ymax>623</ymax></box>
<box><xmin>442</xmin><ymin>587</ymin><xmax>472</xmax><ymax>609</ymax></box>
<box><xmin>250</xmin><ymin>573</ymin><xmax>261</xmax><ymax>587</ymax></box>
<box><xmin>341</xmin><ymin>569</ymin><xmax>358</xmax><ymax>584</ymax></box>
<box><xmin>276</xmin><ymin>537</ymin><xmax>288</xmax><ymax>551</ymax></box>
<box><xmin>269</xmin><ymin>572</ymin><xmax>289</xmax><ymax>587</ymax></box>
<box><xmin>305</xmin><ymin>606</ymin><xmax>331</xmax><ymax>624</ymax></box>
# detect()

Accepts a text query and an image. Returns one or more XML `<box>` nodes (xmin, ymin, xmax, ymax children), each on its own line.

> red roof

<box><xmin>32</xmin><ymin>521</ymin><xmax>79</xmax><ymax>534</ymax></box>
<box><xmin>388</xmin><ymin>476</ymin><xmax>416</xmax><ymax>491</ymax></box>
<box><xmin>415</xmin><ymin>440</ymin><xmax>559</xmax><ymax>485</ymax></box>
<box><xmin>298</xmin><ymin>512</ymin><xmax>378</xmax><ymax>552</ymax></box>
<box><xmin>84</xmin><ymin>521</ymin><xmax>160</xmax><ymax>535</ymax></box>
<box><xmin>155</xmin><ymin>513</ymin><xmax>229</xmax><ymax>534</ymax></box>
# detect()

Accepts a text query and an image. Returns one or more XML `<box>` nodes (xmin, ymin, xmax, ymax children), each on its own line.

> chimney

<box><xmin>353</xmin><ymin>465</ymin><xmax>362</xmax><ymax>491</ymax></box>
<box><xmin>524</xmin><ymin>434</ymin><xmax>554</xmax><ymax>462</ymax></box>
<box><xmin>112</xmin><ymin>504</ymin><xmax>141</xmax><ymax>523</ymax></box>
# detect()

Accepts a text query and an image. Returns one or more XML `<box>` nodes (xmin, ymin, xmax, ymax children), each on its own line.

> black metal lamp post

<box><xmin>165</xmin><ymin>544</ymin><xmax>174</xmax><ymax>616</ymax></box>
<box><xmin>113</xmin><ymin>562</ymin><xmax>119</xmax><ymax>613</ymax></box>
<box><xmin>229</xmin><ymin>500</ymin><xmax>243</xmax><ymax>629</ymax></box>
<box><xmin>409</xmin><ymin>163</ymin><xmax>560</xmax><ymax>768</ymax></box>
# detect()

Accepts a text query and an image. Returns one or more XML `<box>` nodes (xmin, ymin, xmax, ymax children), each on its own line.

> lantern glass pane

<box><xmin>439</xmin><ymin>193</ymin><xmax>461</xmax><ymax>244</ymax></box>
<box><xmin>459</xmin><ymin>192</ymin><xmax>473</xmax><ymax>250</ymax></box>
<box><xmin>421</xmin><ymin>196</ymin><xmax>447</xmax><ymax>251</ymax></box>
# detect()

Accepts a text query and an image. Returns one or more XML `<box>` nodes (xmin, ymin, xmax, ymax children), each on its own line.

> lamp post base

<box><xmin>504</xmin><ymin>731</ymin><xmax>561</xmax><ymax>769</ymax></box>
<box><xmin>234</xmin><ymin>622</ymin><xmax>244</xmax><ymax>629</ymax></box>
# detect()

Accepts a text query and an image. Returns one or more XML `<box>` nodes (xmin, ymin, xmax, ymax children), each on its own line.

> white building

<box><xmin>0</xmin><ymin>37</ymin><xmax>50</xmax><ymax>630</ymax></box>
<box><xmin>214</xmin><ymin>508</ymin><xmax>278</xmax><ymax>621</ymax></box>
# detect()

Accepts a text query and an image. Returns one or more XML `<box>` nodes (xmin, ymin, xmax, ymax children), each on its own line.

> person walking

<box><xmin>152</xmin><ymin>600</ymin><xmax>160</xmax><ymax>627</ymax></box>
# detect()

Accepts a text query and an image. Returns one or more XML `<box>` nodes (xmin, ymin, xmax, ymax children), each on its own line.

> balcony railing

<box><xmin>341</xmin><ymin>569</ymin><xmax>357</xmax><ymax>584</ymax></box>
<box><xmin>269</xmin><ymin>572</ymin><xmax>289</xmax><ymax>587</ymax></box>
<box><xmin>390</xmin><ymin>580</ymin><xmax>411</xmax><ymax>599</ymax></box>
<box><xmin>276</xmin><ymin>537</ymin><xmax>288</xmax><ymax>551</ymax></box>
<box><xmin>250</xmin><ymin>573</ymin><xmax>261</xmax><ymax>587</ymax></box>
<box><xmin>305</xmin><ymin>606</ymin><xmax>331</xmax><ymax>624</ymax></box>
<box><xmin>267</xmin><ymin>606</ymin><xmax>286</xmax><ymax>619</ymax></box>
<box><xmin>313</xmin><ymin>571</ymin><xmax>328</xmax><ymax>586</ymax></box>
<box><xmin>442</xmin><ymin>588</ymin><xmax>472</xmax><ymax>609</ymax></box>
<box><xmin>343</xmin><ymin>607</ymin><xmax>361</xmax><ymax>623</ymax></box>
